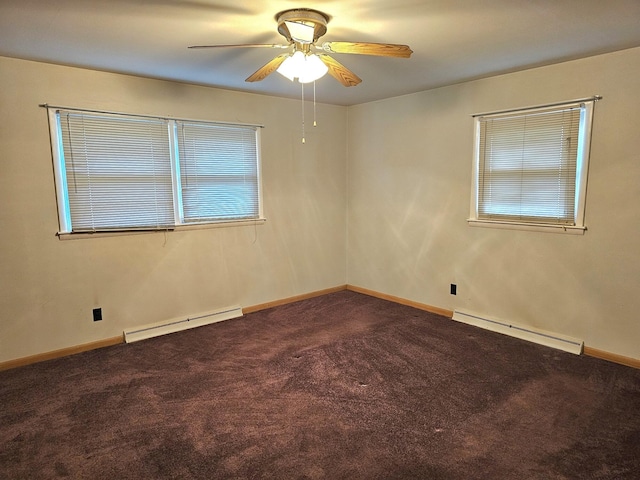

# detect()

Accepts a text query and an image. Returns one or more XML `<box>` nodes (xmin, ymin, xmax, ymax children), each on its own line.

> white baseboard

<box><xmin>124</xmin><ymin>306</ymin><xmax>243</xmax><ymax>343</ymax></box>
<box><xmin>452</xmin><ymin>309</ymin><xmax>583</xmax><ymax>355</ymax></box>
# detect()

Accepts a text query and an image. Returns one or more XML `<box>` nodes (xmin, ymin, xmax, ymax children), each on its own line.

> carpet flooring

<box><xmin>1</xmin><ymin>290</ymin><xmax>640</xmax><ymax>479</ymax></box>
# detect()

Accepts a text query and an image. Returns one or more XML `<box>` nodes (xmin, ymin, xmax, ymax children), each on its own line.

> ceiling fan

<box><xmin>188</xmin><ymin>8</ymin><xmax>413</xmax><ymax>87</ymax></box>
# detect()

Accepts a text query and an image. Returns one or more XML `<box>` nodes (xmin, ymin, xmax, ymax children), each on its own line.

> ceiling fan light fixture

<box><xmin>276</xmin><ymin>51</ymin><xmax>304</xmax><ymax>81</ymax></box>
<box><xmin>299</xmin><ymin>53</ymin><xmax>329</xmax><ymax>83</ymax></box>
<box><xmin>276</xmin><ymin>51</ymin><xmax>328</xmax><ymax>83</ymax></box>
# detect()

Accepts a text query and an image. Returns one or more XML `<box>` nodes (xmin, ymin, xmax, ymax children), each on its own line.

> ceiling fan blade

<box><xmin>188</xmin><ymin>44</ymin><xmax>288</xmax><ymax>49</ymax></box>
<box><xmin>317</xmin><ymin>54</ymin><xmax>362</xmax><ymax>87</ymax></box>
<box><xmin>321</xmin><ymin>42</ymin><xmax>413</xmax><ymax>58</ymax></box>
<box><xmin>245</xmin><ymin>54</ymin><xmax>289</xmax><ymax>82</ymax></box>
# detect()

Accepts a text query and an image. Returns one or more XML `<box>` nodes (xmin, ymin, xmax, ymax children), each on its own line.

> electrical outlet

<box><xmin>450</xmin><ymin>284</ymin><xmax>457</xmax><ymax>295</ymax></box>
<box><xmin>93</xmin><ymin>308</ymin><xmax>103</xmax><ymax>322</ymax></box>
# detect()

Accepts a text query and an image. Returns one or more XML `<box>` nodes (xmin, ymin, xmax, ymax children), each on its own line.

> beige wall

<box><xmin>0</xmin><ymin>56</ymin><xmax>347</xmax><ymax>363</ymax></box>
<box><xmin>2</xmin><ymin>46</ymin><xmax>639</xmax><ymax>365</ymax></box>
<box><xmin>347</xmin><ymin>47</ymin><xmax>640</xmax><ymax>359</ymax></box>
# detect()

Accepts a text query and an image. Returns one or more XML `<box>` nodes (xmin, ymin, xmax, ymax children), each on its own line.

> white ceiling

<box><xmin>2</xmin><ymin>0</ymin><xmax>640</xmax><ymax>106</ymax></box>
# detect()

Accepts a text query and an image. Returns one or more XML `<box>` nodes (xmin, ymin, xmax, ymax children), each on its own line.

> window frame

<box><xmin>468</xmin><ymin>98</ymin><xmax>597</xmax><ymax>234</ymax></box>
<box><xmin>47</xmin><ymin>107</ymin><xmax>264</xmax><ymax>236</ymax></box>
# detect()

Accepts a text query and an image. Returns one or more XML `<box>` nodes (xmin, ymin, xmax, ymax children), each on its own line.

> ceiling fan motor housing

<box><xmin>275</xmin><ymin>8</ymin><xmax>330</xmax><ymax>44</ymax></box>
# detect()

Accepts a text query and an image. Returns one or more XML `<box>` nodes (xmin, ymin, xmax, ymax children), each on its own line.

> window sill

<box><xmin>56</xmin><ymin>218</ymin><xmax>267</xmax><ymax>240</ymax></box>
<box><xmin>467</xmin><ymin>219</ymin><xmax>586</xmax><ymax>235</ymax></box>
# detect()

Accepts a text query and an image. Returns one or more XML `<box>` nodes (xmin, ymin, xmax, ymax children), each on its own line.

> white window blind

<box><xmin>177</xmin><ymin>122</ymin><xmax>260</xmax><ymax>223</ymax></box>
<box><xmin>471</xmin><ymin>98</ymin><xmax>596</xmax><ymax>231</ymax></box>
<box><xmin>49</xmin><ymin>107</ymin><xmax>263</xmax><ymax>234</ymax></box>
<box><xmin>58</xmin><ymin>111</ymin><xmax>175</xmax><ymax>231</ymax></box>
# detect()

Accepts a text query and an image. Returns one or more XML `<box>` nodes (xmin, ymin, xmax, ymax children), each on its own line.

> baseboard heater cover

<box><xmin>452</xmin><ymin>309</ymin><xmax>583</xmax><ymax>355</ymax></box>
<box><xmin>123</xmin><ymin>306</ymin><xmax>243</xmax><ymax>343</ymax></box>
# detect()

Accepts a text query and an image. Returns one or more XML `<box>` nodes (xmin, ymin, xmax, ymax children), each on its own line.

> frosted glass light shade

<box><xmin>299</xmin><ymin>53</ymin><xmax>328</xmax><ymax>83</ymax></box>
<box><xmin>276</xmin><ymin>52</ymin><xmax>328</xmax><ymax>83</ymax></box>
<box><xmin>277</xmin><ymin>51</ymin><xmax>305</xmax><ymax>81</ymax></box>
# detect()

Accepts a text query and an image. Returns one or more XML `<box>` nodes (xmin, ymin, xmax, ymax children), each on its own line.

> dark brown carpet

<box><xmin>1</xmin><ymin>290</ymin><xmax>640</xmax><ymax>479</ymax></box>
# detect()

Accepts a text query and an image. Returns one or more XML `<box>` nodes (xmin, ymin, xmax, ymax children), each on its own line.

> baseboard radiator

<box><xmin>123</xmin><ymin>306</ymin><xmax>243</xmax><ymax>343</ymax></box>
<box><xmin>452</xmin><ymin>309</ymin><xmax>584</xmax><ymax>355</ymax></box>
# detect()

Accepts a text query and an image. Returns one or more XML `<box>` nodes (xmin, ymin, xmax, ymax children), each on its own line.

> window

<box><xmin>48</xmin><ymin>108</ymin><xmax>262</xmax><ymax>234</ymax></box>
<box><xmin>469</xmin><ymin>98</ymin><xmax>597</xmax><ymax>233</ymax></box>
<box><xmin>177</xmin><ymin>122</ymin><xmax>259</xmax><ymax>223</ymax></box>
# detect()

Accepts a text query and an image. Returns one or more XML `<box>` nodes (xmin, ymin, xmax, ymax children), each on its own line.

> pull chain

<box><xmin>313</xmin><ymin>81</ymin><xmax>317</xmax><ymax>127</ymax></box>
<box><xmin>301</xmin><ymin>82</ymin><xmax>305</xmax><ymax>144</ymax></box>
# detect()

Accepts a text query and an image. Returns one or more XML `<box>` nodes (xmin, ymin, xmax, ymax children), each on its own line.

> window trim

<box><xmin>468</xmin><ymin>97</ymin><xmax>599</xmax><ymax>234</ymax></box>
<box><xmin>46</xmin><ymin>105</ymin><xmax>265</xmax><ymax>236</ymax></box>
